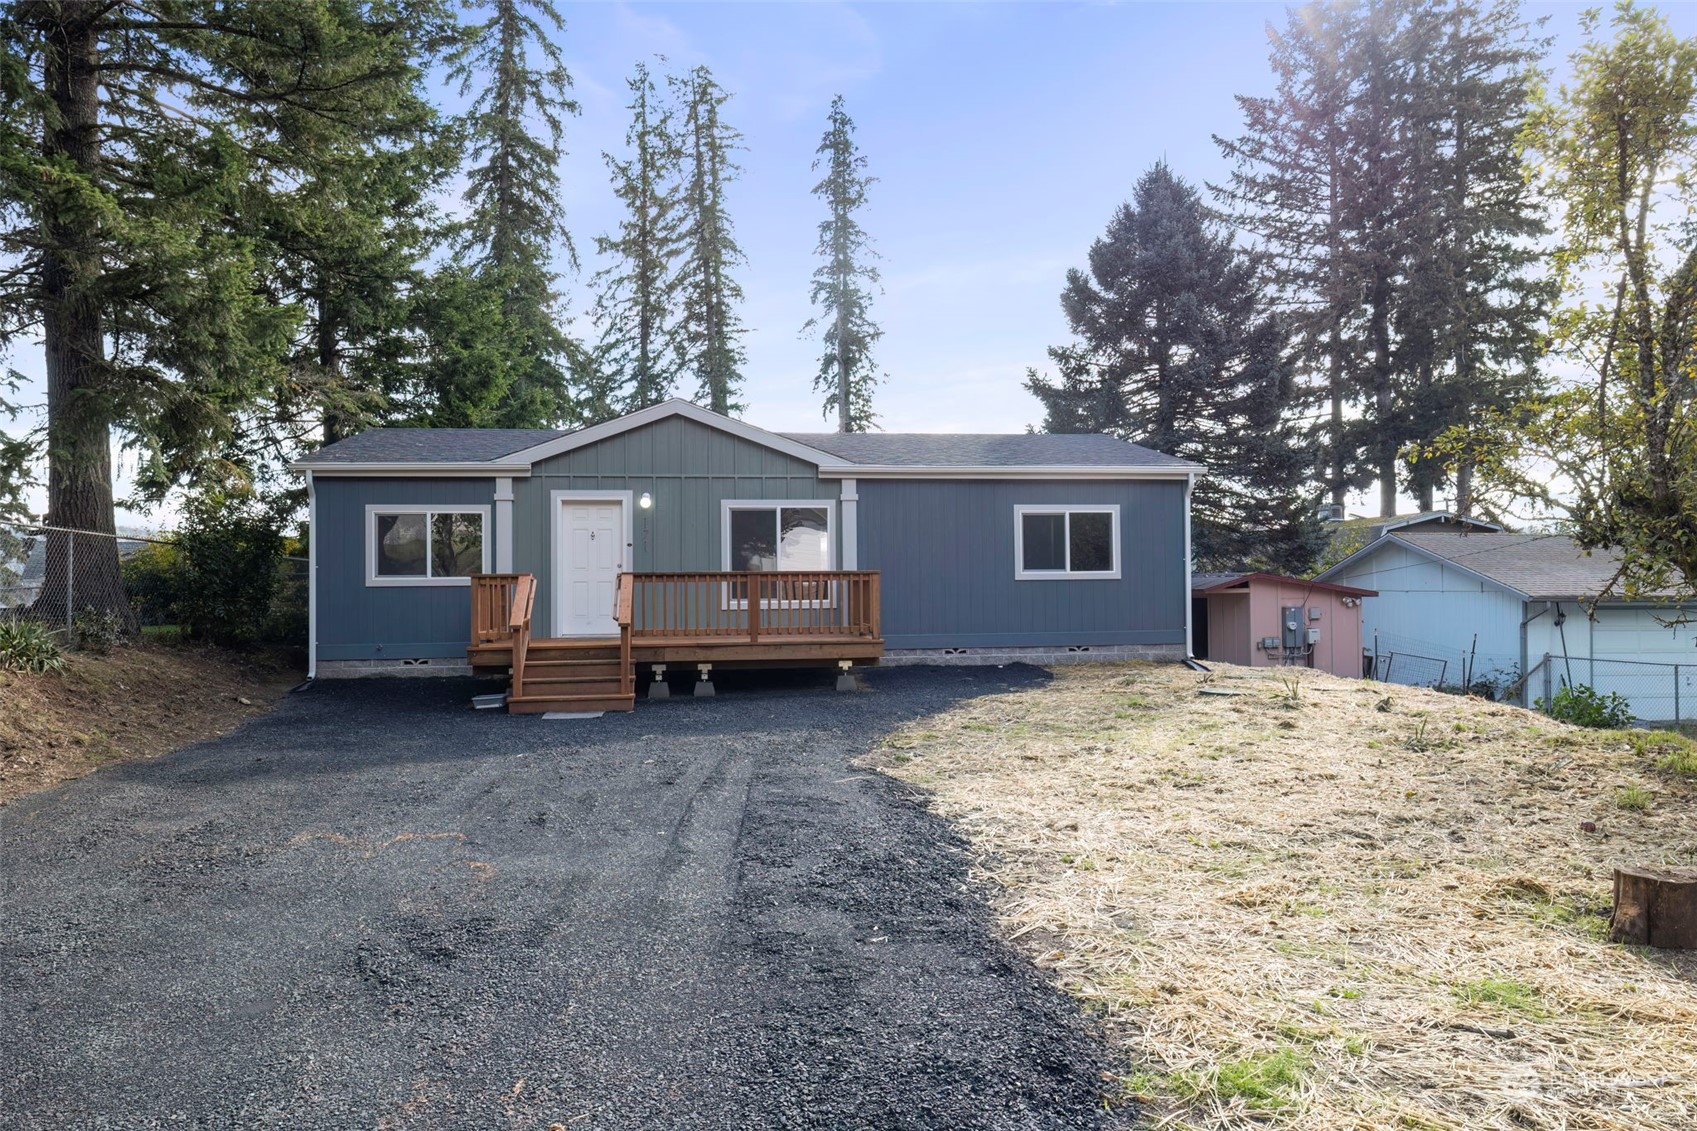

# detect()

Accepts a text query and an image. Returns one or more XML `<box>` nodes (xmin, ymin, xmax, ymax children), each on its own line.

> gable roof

<box><xmin>1317</xmin><ymin>531</ymin><xmax>1683</xmax><ymax>603</ymax></box>
<box><xmin>292</xmin><ymin>398</ymin><xmax>1202</xmax><ymax>479</ymax></box>
<box><xmin>1191</xmin><ymin>570</ymin><xmax>1376</xmax><ymax>598</ymax></box>
<box><xmin>782</xmin><ymin>431</ymin><xmax>1198</xmax><ymax>471</ymax></box>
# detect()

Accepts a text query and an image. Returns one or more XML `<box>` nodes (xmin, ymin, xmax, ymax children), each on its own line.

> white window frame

<box><xmin>719</xmin><ymin>499</ymin><xmax>837</xmax><ymax>609</ymax></box>
<box><xmin>1014</xmin><ymin>504</ymin><xmax>1121</xmax><ymax>580</ymax></box>
<box><xmin>365</xmin><ymin>504</ymin><xmax>491</xmax><ymax>587</ymax></box>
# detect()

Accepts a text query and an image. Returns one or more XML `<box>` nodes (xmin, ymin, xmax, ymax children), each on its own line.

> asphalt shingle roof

<box><xmin>1391</xmin><ymin>532</ymin><xmax>1674</xmax><ymax>601</ymax></box>
<box><xmin>780</xmin><ymin>432</ymin><xmax>1198</xmax><ymax>468</ymax></box>
<box><xmin>295</xmin><ymin>428</ymin><xmax>565</xmax><ymax>465</ymax></box>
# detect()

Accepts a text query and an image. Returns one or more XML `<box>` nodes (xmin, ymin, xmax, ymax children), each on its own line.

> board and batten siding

<box><xmin>512</xmin><ymin>414</ymin><xmax>839</xmax><ymax>635</ymax></box>
<box><xmin>314</xmin><ymin>475</ymin><xmax>498</xmax><ymax>660</ymax></box>
<box><xmin>856</xmin><ymin>478</ymin><xmax>1188</xmax><ymax>649</ymax></box>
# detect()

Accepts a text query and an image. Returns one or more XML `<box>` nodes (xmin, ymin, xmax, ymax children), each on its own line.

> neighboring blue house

<box><xmin>292</xmin><ymin>399</ymin><xmax>1199</xmax><ymax>699</ymax></box>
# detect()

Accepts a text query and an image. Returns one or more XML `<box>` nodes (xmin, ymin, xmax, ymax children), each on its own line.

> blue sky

<box><xmin>6</xmin><ymin>1</ymin><xmax>1695</xmax><ymax>527</ymax></box>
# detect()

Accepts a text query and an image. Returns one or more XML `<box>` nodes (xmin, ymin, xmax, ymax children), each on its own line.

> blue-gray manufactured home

<box><xmin>294</xmin><ymin>400</ymin><xmax>1199</xmax><ymax>709</ymax></box>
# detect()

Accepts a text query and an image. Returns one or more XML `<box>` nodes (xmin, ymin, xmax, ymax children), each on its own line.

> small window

<box><xmin>369</xmin><ymin>507</ymin><xmax>487</xmax><ymax>585</ymax></box>
<box><xmin>724</xmin><ymin>503</ymin><xmax>832</xmax><ymax>572</ymax></box>
<box><xmin>1015</xmin><ymin>506</ymin><xmax>1120</xmax><ymax>580</ymax></box>
<box><xmin>722</xmin><ymin>501</ymin><xmax>835</xmax><ymax>606</ymax></box>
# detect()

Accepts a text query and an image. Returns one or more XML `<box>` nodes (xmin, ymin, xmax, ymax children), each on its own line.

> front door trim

<box><xmin>550</xmin><ymin>489</ymin><xmax>634</xmax><ymax>636</ymax></box>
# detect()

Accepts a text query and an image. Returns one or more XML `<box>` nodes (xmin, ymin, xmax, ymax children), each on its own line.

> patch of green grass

<box><xmin>1615</xmin><ymin>784</ymin><xmax>1653</xmax><ymax>812</ymax></box>
<box><xmin>1453</xmin><ymin>977</ymin><xmax>1543</xmax><ymax>1016</ymax></box>
<box><xmin>1209</xmin><ymin>1046</ymin><xmax>1310</xmax><ymax>1112</ymax></box>
<box><xmin>1629</xmin><ymin>729</ymin><xmax>1697</xmax><ymax>779</ymax></box>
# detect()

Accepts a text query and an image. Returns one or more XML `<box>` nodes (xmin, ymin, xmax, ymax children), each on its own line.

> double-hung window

<box><xmin>367</xmin><ymin>506</ymin><xmax>489</xmax><ymax>585</ymax></box>
<box><xmin>722</xmin><ymin>501</ymin><xmax>834</xmax><ymax>605</ymax></box>
<box><xmin>1014</xmin><ymin>505</ymin><xmax>1120</xmax><ymax>580</ymax></box>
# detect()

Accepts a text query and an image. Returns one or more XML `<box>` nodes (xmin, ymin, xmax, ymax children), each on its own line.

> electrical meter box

<box><xmin>1281</xmin><ymin>606</ymin><xmax>1304</xmax><ymax>650</ymax></box>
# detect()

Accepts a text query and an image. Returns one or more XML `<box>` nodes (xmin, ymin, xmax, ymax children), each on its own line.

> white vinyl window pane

<box><xmin>1069</xmin><ymin>512</ymin><xmax>1113</xmax><ymax>573</ymax></box>
<box><xmin>431</xmin><ymin>513</ymin><xmax>483</xmax><ymax>577</ymax></box>
<box><xmin>1021</xmin><ymin>513</ymin><xmax>1066</xmax><ymax>572</ymax></box>
<box><xmin>780</xmin><ymin>507</ymin><xmax>829</xmax><ymax>571</ymax></box>
<box><xmin>376</xmin><ymin>513</ymin><xmax>427</xmax><ymax>576</ymax></box>
<box><xmin>730</xmin><ymin>509</ymin><xmax>778</xmax><ymax>572</ymax></box>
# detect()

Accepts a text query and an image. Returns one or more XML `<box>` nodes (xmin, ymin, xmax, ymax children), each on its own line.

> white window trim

<box><xmin>1013</xmin><ymin>504</ymin><xmax>1121</xmax><ymax>580</ymax></box>
<box><xmin>365</xmin><ymin>504</ymin><xmax>491</xmax><ymax>587</ymax></box>
<box><xmin>719</xmin><ymin>499</ymin><xmax>838</xmax><ymax>609</ymax></box>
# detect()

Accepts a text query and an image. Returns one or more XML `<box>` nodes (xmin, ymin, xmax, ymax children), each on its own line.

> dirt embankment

<box><xmin>869</xmin><ymin>662</ymin><xmax>1697</xmax><ymax>1131</ymax></box>
<box><xmin>0</xmin><ymin>643</ymin><xmax>300</xmax><ymax>804</ymax></box>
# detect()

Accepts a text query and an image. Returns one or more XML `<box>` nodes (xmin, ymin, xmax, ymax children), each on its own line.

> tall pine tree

<box><xmin>670</xmin><ymin>65</ymin><xmax>747</xmax><ymax>416</ymax></box>
<box><xmin>436</xmin><ymin>0</ymin><xmax>583</xmax><ymax>428</ymax></box>
<box><xmin>591</xmin><ymin>60</ymin><xmax>684</xmax><ymax>420</ymax></box>
<box><xmin>1027</xmin><ymin>164</ymin><xmax>1323</xmax><ymax>573</ymax></box>
<box><xmin>0</xmin><ymin>0</ymin><xmax>434</xmax><ymax>616</ymax></box>
<box><xmin>1217</xmin><ymin>0</ymin><xmax>1550</xmax><ymax>518</ymax></box>
<box><xmin>804</xmin><ymin>95</ymin><xmax>881</xmax><ymax>432</ymax></box>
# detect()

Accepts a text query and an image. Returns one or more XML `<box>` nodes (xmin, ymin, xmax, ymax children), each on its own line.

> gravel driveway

<box><xmin>2</xmin><ymin>667</ymin><xmax>1128</xmax><ymax>1130</ymax></box>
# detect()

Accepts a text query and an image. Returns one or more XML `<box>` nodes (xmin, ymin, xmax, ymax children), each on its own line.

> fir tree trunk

<box><xmin>38</xmin><ymin>1</ymin><xmax>127</xmax><ymax>624</ymax></box>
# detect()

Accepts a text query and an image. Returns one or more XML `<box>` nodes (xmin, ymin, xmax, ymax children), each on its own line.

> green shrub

<box><xmin>172</xmin><ymin>491</ymin><xmax>285</xmax><ymax>646</ymax></box>
<box><xmin>1536</xmin><ymin>683</ymin><xmax>1634</xmax><ymax>729</ymax></box>
<box><xmin>0</xmin><ymin>618</ymin><xmax>66</xmax><ymax>673</ymax></box>
<box><xmin>72</xmin><ymin>605</ymin><xmax>126</xmax><ymax>653</ymax></box>
<box><xmin>121</xmin><ymin>540</ymin><xmax>186</xmax><ymax>627</ymax></box>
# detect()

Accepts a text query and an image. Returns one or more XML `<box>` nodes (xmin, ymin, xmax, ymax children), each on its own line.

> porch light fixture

<box><xmin>639</xmin><ymin>491</ymin><xmax>652</xmax><ymax>510</ymax></box>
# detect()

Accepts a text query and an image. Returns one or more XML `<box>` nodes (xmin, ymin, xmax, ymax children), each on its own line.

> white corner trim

<box><xmin>307</xmin><ymin>471</ymin><xmax>318</xmax><ymax>680</ymax></box>
<box><xmin>1012</xmin><ymin>503</ymin><xmax>1122</xmax><ymax>581</ymax></box>
<box><xmin>1183</xmin><ymin>472</ymin><xmax>1194</xmax><ymax>659</ymax></box>
<box><xmin>815</xmin><ymin>464</ymin><xmax>1197</xmax><ymax>480</ymax></box>
<box><xmin>839</xmin><ymin>478</ymin><xmax>858</xmax><ymax>570</ymax></box>
<box><xmin>505</xmin><ymin>398</ymin><xmax>855</xmax><ymax>470</ymax></box>
<box><xmin>364</xmin><ymin>504</ymin><xmax>491</xmax><ymax>586</ymax></box>
<box><xmin>549</xmin><ymin>490</ymin><xmax>634</xmax><ymax>637</ymax></box>
<box><xmin>494</xmin><ymin>477</ymin><xmax>514</xmax><ymax>572</ymax></box>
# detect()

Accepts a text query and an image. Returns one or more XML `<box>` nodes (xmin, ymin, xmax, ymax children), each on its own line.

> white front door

<box><xmin>556</xmin><ymin>499</ymin><xmax>625</xmax><ymax>636</ymax></box>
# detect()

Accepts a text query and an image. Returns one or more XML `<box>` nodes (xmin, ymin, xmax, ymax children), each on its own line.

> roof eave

<box><xmin>290</xmin><ymin>461</ymin><xmax>532</xmax><ymax>477</ymax></box>
<box><xmin>817</xmin><ymin>464</ymin><xmax>1200</xmax><ymax>480</ymax></box>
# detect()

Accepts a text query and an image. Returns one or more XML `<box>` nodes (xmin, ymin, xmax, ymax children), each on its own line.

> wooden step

<box><xmin>508</xmin><ymin>692</ymin><xmax>636</xmax><ymax>714</ymax></box>
<box><xmin>528</xmin><ymin>636</ymin><xmax>621</xmax><ymax>651</ymax></box>
<box><xmin>522</xmin><ymin>658</ymin><xmax>625</xmax><ymax>676</ymax></box>
<box><xmin>518</xmin><ymin>675</ymin><xmax>628</xmax><ymax>692</ymax></box>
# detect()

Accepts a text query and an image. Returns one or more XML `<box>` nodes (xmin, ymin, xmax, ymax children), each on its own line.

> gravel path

<box><xmin>2</xmin><ymin>667</ymin><xmax>1130</xmax><ymax>1130</ymax></box>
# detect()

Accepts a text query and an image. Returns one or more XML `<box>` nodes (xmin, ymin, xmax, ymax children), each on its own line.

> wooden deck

<box><xmin>469</xmin><ymin>571</ymin><xmax>883</xmax><ymax>712</ymax></box>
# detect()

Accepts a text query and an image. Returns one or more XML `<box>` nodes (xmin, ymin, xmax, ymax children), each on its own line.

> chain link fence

<box><xmin>1</xmin><ymin>520</ymin><xmax>306</xmax><ymax>647</ymax></box>
<box><xmin>1525</xmin><ymin>653</ymin><xmax>1695</xmax><ymax>728</ymax></box>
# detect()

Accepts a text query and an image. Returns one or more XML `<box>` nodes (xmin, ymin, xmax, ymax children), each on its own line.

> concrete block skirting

<box><xmin>315</xmin><ymin>659</ymin><xmax>476</xmax><ymax>679</ymax></box>
<box><xmin>879</xmin><ymin>643</ymin><xmax>1185</xmax><ymax>667</ymax></box>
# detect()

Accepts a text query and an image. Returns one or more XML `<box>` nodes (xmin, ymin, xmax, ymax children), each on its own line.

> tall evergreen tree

<box><xmin>1217</xmin><ymin>0</ymin><xmax>1550</xmax><ymax>518</ymax></box>
<box><xmin>1027</xmin><ymin>164</ymin><xmax>1323</xmax><ymax>573</ymax></box>
<box><xmin>0</xmin><ymin>0</ymin><xmax>433</xmax><ymax>616</ymax></box>
<box><xmin>591</xmin><ymin>60</ymin><xmax>684</xmax><ymax>419</ymax></box>
<box><xmin>804</xmin><ymin>95</ymin><xmax>881</xmax><ymax>432</ymax></box>
<box><xmin>438</xmin><ymin>0</ymin><xmax>582</xmax><ymax>428</ymax></box>
<box><xmin>670</xmin><ymin>65</ymin><xmax>747</xmax><ymax>415</ymax></box>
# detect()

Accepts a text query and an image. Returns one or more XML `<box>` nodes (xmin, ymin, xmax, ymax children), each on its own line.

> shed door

<box><xmin>556</xmin><ymin>500</ymin><xmax>624</xmax><ymax>637</ymax></box>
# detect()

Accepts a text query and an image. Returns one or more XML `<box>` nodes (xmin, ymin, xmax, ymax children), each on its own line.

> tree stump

<box><xmin>1610</xmin><ymin>867</ymin><xmax>1697</xmax><ymax>949</ymax></box>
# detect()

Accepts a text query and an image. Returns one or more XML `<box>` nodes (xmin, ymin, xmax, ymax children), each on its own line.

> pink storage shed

<box><xmin>1191</xmin><ymin>572</ymin><xmax>1377</xmax><ymax>678</ymax></box>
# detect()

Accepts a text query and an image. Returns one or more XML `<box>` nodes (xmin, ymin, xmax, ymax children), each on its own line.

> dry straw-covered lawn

<box><xmin>866</xmin><ymin>662</ymin><xmax>1697</xmax><ymax>1130</ymax></box>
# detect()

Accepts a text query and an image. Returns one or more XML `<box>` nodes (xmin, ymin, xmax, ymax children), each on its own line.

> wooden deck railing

<box><xmin>615</xmin><ymin>573</ymin><xmax>634</xmax><ymax>697</ymax></box>
<box><xmin>471</xmin><ymin>573</ymin><xmax>524</xmax><ymax>646</ymax></box>
<box><xmin>628</xmin><ymin>571</ymin><xmax>880</xmax><ymax>643</ymax></box>
<box><xmin>507</xmin><ymin>574</ymin><xmax>536</xmax><ymax>700</ymax></box>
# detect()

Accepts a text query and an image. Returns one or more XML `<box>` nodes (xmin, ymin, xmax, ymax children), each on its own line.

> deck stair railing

<box><xmin>506</xmin><ymin>574</ymin><xmax>536</xmax><ymax>700</ymax></box>
<box><xmin>628</xmin><ymin>570</ymin><xmax>880</xmax><ymax>643</ymax></box>
<box><xmin>615</xmin><ymin>573</ymin><xmax>635</xmax><ymax>698</ymax></box>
